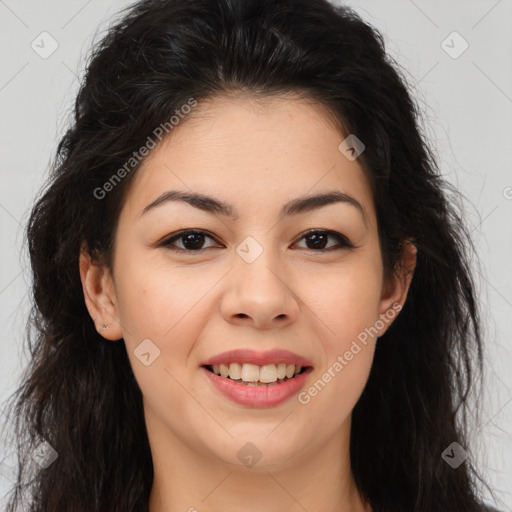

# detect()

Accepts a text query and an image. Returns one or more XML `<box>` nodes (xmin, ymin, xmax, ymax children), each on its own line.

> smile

<box><xmin>204</xmin><ymin>362</ymin><xmax>307</xmax><ymax>385</ymax></box>
<box><xmin>201</xmin><ymin>363</ymin><xmax>313</xmax><ymax>408</ymax></box>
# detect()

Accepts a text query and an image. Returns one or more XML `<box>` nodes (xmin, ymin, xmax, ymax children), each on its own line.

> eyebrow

<box><xmin>140</xmin><ymin>189</ymin><xmax>368</xmax><ymax>226</ymax></box>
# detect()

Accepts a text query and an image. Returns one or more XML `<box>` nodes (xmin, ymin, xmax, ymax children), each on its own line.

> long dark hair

<box><xmin>4</xmin><ymin>0</ymin><xmax>494</xmax><ymax>510</ymax></box>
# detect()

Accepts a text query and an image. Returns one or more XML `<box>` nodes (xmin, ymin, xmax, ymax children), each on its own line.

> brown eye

<box><xmin>160</xmin><ymin>228</ymin><xmax>356</xmax><ymax>254</ymax></box>
<box><xmin>161</xmin><ymin>230</ymin><xmax>221</xmax><ymax>252</ymax></box>
<box><xmin>294</xmin><ymin>230</ymin><xmax>356</xmax><ymax>251</ymax></box>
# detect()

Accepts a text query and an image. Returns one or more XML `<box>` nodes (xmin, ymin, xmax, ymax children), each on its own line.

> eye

<box><xmin>160</xmin><ymin>228</ymin><xmax>356</xmax><ymax>254</ymax></box>
<box><xmin>293</xmin><ymin>229</ymin><xmax>356</xmax><ymax>252</ymax></box>
<box><xmin>160</xmin><ymin>230</ymin><xmax>221</xmax><ymax>253</ymax></box>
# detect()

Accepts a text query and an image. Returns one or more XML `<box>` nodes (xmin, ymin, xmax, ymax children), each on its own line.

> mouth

<box><xmin>200</xmin><ymin>361</ymin><xmax>314</xmax><ymax>408</ymax></box>
<box><xmin>202</xmin><ymin>362</ymin><xmax>311</xmax><ymax>387</ymax></box>
<box><xmin>199</xmin><ymin>348</ymin><xmax>314</xmax><ymax>407</ymax></box>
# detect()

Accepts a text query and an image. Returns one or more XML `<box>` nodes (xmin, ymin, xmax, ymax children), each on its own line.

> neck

<box><xmin>146</xmin><ymin>408</ymin><xmax>371</xmax><ymax>512</ymax></box>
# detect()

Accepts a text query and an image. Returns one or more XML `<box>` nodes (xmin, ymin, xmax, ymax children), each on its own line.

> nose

<box><xmin>220</xmin><ymin>249</ymin><xmax>300</xmax><ymax>330</ymax></box>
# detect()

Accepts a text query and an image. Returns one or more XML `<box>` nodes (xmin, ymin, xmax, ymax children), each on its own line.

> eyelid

<box><xmin>159</xmin><ymin>228</ymin><xmax>357</xmax><ymax>253</ymax></box>
<box><xmin>159</xmin><ymin>229</ymin><xmax>221</xmax><ymax>251</ymax></box>
<box><xmin>293</xmin><ymin>229</ymin><xmax>357</xmax><ymax>250</ymax></box>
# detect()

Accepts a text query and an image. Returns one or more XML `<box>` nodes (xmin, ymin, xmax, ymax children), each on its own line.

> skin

<box><xmin>80</xmin><ymin>94</ymin><xmax>416</xmax><ymax>512</ymax></box>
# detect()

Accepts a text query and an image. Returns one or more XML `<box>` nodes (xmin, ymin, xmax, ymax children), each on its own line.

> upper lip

<box><xmin>200</xmin><ymin>349</ymin><xmax>313</xmax><ymax>368</ymax></box>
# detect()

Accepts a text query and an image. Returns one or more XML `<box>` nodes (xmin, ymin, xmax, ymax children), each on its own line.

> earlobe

<box><xmin>79</xmin><ymin>245</ymin><xmax>123</xmax><ymax>341</ymax></box>
<box><xmin>377</xmin><ymin>240</ymin><xmax>417</xmax><ymax>336</ymax></box>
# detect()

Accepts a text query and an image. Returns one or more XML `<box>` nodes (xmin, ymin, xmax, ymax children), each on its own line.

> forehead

<box><xmin>121</xmin><ymin>94</ymin><xmax>376</xmax><ymax>227</ymax></box>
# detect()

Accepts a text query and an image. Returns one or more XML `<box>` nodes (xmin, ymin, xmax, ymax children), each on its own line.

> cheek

<box><xmin>298</xmin><ymin>271</ymin><xmax>382</xmax><ymax>426</ymax></box>
<box><xmin>112</xmin><ymin>254</ymin><xmax>224</xmax><ymax>403</ymax></box>
<box><xmin>114</xmin><ymin>259</ymin><xmax>217</xmax><ymax>425</ymax></box>
<box><xmin>302</xmin><ymin>254</ymin><xmax>384</xmax><ymax>341</ymax></box>
<box><xmin>113</xmin><ymin>252</ymin><xmax>225</xmax><ymax>340</ymax></box>
<box><xmin>295</xmin><ymin>253</ymin><xmax>382</xmax><ymax>414</ymax></box>
<box><xmin>298</xmin><ymin>342</ymin><xmax>375</xmax><ymax>436</ymax></box>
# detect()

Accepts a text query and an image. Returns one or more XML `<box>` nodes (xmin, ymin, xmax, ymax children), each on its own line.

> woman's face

<box><xmin>82</xmin><ymin>94</ymin><xmax>414</xmax><ymax>470</ymax></box>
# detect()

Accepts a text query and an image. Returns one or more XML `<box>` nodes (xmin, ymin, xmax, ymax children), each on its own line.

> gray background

<box><xmin>0</xmin><ymin>0</ymin><xmax>511</xmax><ymax>509</ymax></box>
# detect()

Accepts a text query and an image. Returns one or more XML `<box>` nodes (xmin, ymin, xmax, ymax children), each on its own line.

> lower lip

<box><xmin>201</xmin><ymin>366</ymin><xmax>313</xmax><ymax>408</ymax></box>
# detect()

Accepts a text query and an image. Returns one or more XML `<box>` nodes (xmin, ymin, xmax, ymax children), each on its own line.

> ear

<box><xmin>79</xmin><ymin>243</ymin><xmax>123</xmax><ymax>341</ymax></box>
<box><xmin>376</xmin><ymin>239</ymin><xmax>417</xmax><ymax>337</ymax></box>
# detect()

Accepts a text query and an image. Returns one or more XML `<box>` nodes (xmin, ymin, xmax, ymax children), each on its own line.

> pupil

<box><xmin>183</xmin><ymin>233</ymin><xmax>204</xmax><ymax>250</ymax></box>
<box><xmin>306</xmin><ymin>233</ymin><xmax>327</xmax><ymax>249</ymax></box>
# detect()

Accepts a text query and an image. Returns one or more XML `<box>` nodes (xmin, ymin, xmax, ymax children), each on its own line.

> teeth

<box><xmin>219</xmin><ymin>363</ymin><xmax>229</xmax><ymax>378</ymax></box>
<box><xmin>241</xmin><ymin>363</ymin><xmax>260</xmax><ymax>382</ymax></box>
<box><xmin>277</xmin><ymin>363</ymin><xmax>287</xmax><ymax>379</ymax></box>
<box><xmin>259</xmin><ymin>364</ymin><xmax>278</xmax><ymax>383</ymax></box>
<box><xmin>209</xmin><ymin>362</ymin><xmax>305</xmax><ymax>383</ymax></box>
<box><xmin>228</xmin><ymin>362</ymin><xmax>242</xmax><ymax>380</ymax></box>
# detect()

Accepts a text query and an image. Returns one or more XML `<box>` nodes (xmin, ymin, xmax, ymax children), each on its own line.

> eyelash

<box><xmin>159</xmin><ymin>229</ymin><xmax>356</xmax><ymax>254</ymax></box>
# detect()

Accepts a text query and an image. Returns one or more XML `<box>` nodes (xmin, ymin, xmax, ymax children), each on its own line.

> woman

<box><xmin>4</xmin><ymin>0</ymin><xmax>502</xmax><ymax>510</ymax></box>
